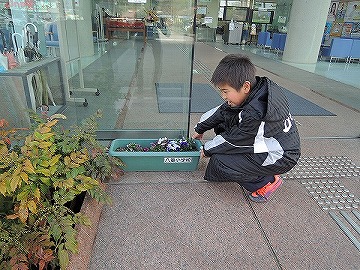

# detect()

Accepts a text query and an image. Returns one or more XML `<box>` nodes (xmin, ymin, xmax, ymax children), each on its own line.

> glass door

<box><xmin>63</xmin><ymin>0</ymin><xmax>196</xmax><ymax>140</ymax></box>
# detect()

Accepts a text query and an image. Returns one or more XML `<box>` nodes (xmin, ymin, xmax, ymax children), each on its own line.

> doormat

<box><xmin>155</xmin><ymin>83</ymin><xmax>336</xmax><ymax>116</ymax></box>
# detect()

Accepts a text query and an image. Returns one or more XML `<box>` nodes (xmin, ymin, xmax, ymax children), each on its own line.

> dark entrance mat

<box><xmin>282</xmin><ymin>89</ymin><xmax>336</xmax><ymax>116</ymax></box>
<box><xmin>155</xmin><ymin>82</ymin><xmax>336</xmax><ymax>116</ymax></box>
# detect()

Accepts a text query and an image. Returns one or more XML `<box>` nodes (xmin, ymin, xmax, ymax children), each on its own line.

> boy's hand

<box><xmin>192</xmin><ymin>132</ymin><xmax>208</xmax><ymax>157</ymax></box>
<box><xmin>192</xmin><ymin>132</ymin><xmax>203</xmax><ymax>140</ymax></box>
<box><xmin>200</xmin><ymin>148</ymin><xmax>208</xmax><ymax>158</ymax></box>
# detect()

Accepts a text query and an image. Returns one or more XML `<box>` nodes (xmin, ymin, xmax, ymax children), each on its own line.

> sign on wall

<box><xmin>344</xmin><ymin>1</ymin><xmax>360</xmax><ymax>21</ymax></box>
<box><xmin>326</xmin><ymin>0</ymin><xmax>360</xmax><ymax>38</ymax></box>
<box><xmin>197</xmin><ymin>6</ymin><xmax>207</xmax><ymax>15</ymax></box>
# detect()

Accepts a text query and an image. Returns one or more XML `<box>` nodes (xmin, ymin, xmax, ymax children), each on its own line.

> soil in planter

<box><xmin>65</xmin><ymin>191</ymin><xmax>86</xmax><ymax>213</ymax></box>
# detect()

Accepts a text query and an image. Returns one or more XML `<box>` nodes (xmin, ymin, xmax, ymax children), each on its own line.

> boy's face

<box><xmin>217</xmin><ymin>81</ymin><xmax>251</xmax><ymax>107</ymax></box>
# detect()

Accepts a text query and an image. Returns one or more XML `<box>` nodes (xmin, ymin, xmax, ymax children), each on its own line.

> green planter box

<box><xmin>109</xmin><ymin>139</ymin><xmax>202</xmax><ymax>171</ymax></box>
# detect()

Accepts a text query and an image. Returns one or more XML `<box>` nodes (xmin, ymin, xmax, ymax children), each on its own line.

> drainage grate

<box><xmin>283</xmin><ymin>156</ymin><xmax>360</xmax><ymax>180</ymax></box>
<box><xmin>301</xmin><ymin>179</ymin><xmax>359</xmax><ymax>211</ymax></box>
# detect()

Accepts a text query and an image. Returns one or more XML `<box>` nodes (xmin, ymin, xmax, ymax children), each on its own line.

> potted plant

<box><xmin>109</xmin><ymin>137</ymin><xmax>202</xmax><ymax>171</ymax></box>
<box><xmin>0</xmin><ymin>111</ymin><xmax>124</xmax><ymax>270</ymax></box>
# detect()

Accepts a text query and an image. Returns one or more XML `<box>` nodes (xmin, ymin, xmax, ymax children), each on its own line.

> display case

<box><xmin>105</xmin><ymin>17</ymin><xmax>146</xmax><ymax>42</ymax></box>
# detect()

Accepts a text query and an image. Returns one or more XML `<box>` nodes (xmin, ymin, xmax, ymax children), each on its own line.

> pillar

<box><xmin>282</xmin><ymin>0</ymin><xmax>331</xmax><ymax>64</ymax></box>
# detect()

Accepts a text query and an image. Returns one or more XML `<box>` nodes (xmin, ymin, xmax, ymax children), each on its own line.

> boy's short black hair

<box><xmin>210</xmin><ymin>54</ymin><xmax>256</xmax><ymax>90</ymax></box>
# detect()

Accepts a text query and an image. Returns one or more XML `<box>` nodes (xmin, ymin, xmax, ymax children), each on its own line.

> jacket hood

<box><xmin>245</xmin><ymin>76</ymin><xmax>290</xmax><ymax>122</ymax></box>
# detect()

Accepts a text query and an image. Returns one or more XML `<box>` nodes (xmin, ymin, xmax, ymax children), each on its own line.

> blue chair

<box><xmin>257</xmin><ymin>31</ymin><xmax>272</xmax><ymax>49</ymax></box>
<box><xmin>257</xmin><ymin>31</ymin><xmax>266</xmax><ymax>47</ymax></box>
<box><xmin>45</xmin><ymin>22</ymin><xmax>59</xmax><ymax>56</ymax></box>
<box><xmin>271</xmin><ymin>33</ymin><xmax>281</xmax><ymax>51</ymax></box>
<box><xmin>320</xmin><ymin>45</ymin><xmax>331</xmax><ymax>59</ymax></box>
<box><xmin>349</xmin><ymin>39</ymin><xmax>360</xmax><ymax>63</ymax></box>
<box><xmin>264</xmin><ymin>32</ymin><xmax>272</xmax><ymax>48</ymax></box>
<box><xmin>322</xmin><ymin>38</ymin><xmax>353</xmax><ymax>62</ymax></box>
<box><xmin>279</xmin><ymin>33</ymin><xmax>287</xmax><ymax>51</ymax></box>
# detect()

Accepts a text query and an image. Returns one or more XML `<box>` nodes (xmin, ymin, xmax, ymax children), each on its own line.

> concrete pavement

<box><xmin>88</xmin><ymin>42</ymin><xmax>360</xmax><ymax>270</ymax></box>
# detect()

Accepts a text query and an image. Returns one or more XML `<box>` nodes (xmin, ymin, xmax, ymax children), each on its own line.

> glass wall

<box><xmin>0</xmin><ymin>0</ymin><xmax>196</xmax><ymax>140</ymax></box>
<box><xmin>63</xmin><ymin>0</ymin><xmax>197</xmax><ymax>139</ymax></box>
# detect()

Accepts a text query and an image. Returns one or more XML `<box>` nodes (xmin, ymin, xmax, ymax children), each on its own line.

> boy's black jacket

<box><xmin>194</xmin><ymin>76</ymin><xmax>300</xmax><ymax>166</ymax></box>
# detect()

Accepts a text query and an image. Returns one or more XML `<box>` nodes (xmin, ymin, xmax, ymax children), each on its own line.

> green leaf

<box><xmin>34</xmin><ymin>130</ymin><xmax>43</xmax><ymax>140</ymax></box>
<box><xmin>9</xmin><ymin>175</ymin><xmax>21</xmax><ymax>192</ymax></box>
<box><xmin>19</xmin><ymin>172</ymin><xmax>28</xmax><ymax>184</ymax></box>
<box><xmin>58</xmin><ymin>243</ymin><xmax>69</xmax><ymax>270</ymax></box>
<box><xmin>38</xmin><ymin>125</ymin><xmax>52</xmax><ymax>134</ymax></box>
<box><xmin>23</xmin><ymin>159</ymin><xmax>35</xmax><ymax>174</ymax></box>
<box><xmin>37</xmin><ymin>168</ymin><xmax>51</xmax><ymax>177</ymax></box>
<box><xmin>62</xmin><ymin>215</ymin><xmax>75</xmax><ymax>227</ymax></box>
<box><xmin>64</xmin><ymin>234</ymin><xmax>78</xmax><ymax>253</ymax></box>
<box><xmin>51</xmin><ymin>223</ymin><xmax>62</xmax><ymax>242</ymax></box>
<box><xmin>49</xmin><ymin>164</ymin><xmax>58</xmax><ymax>175</ymax></box>
<box><xmin>39</xmin><ymin>141</ymin><xmax>53</xmax><ymax>149</ymax></box>
<box><xmin>70</xmin><ymin>167</ymin><xmax>79</xmax><ymax>178</ymax></box>
<box><xmin>75</xmin><ymin>184</ymin><xmax>88</xmax><ymax>192</ymax></box>
<box><xmin>39</xmin><ymin>132</ymin><xmax>54</xmax><ymax>140</ymax></box>
<box><xmin>39</xmin><ymin>177</ymin><xmax>51</xmax><ymax>186</ymax></box>
<box><xmin>75</xmin><ymin>213</ymin><xmax>91</xmax><ymax>226</ymax></box>
<box><xmin>39</xmin><ymin>159</ymin><xmax>50</xmax><ymax>167</ymax></box>
<box><xmin>49</xmin><ymin>154</ymin><xmax>61</xmax><ymax>167</ymax></box>
<box><xmin>27</xmin><ymin>200</ymin><xmax>37</xmax><ymax>213</ymax></box>
<box><xmin>0</xmin><ymin>181</ymin><xmax>6</xmax><ymax>196</ymax></box>
<box><xmin>17</xmin><ymin>189</ymin><xmax>29</xmax><ymax>201</ymax></box>
<box><xmin>53</xmin><ymin>190</ymin><xmax>76</xmax><ymax>205</ymax></box>
<box><xmin>34</xmin><ymin>188</ymin><xmax>41</xmax><ymax>200</ymax></box>
<box><xmin>77</xmin><ymin>165</ymin><xmax>86</xmax><ymax>175</ymax></box>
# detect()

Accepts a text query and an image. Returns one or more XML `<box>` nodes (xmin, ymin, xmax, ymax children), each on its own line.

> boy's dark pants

<box><xmin>204</xmin><ymin>151</ymin><xmax>299</xmax><ymax>192</ymax></box>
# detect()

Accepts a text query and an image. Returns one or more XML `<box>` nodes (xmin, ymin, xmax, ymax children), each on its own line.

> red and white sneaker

<box><xmin>249</xmin><ymin>175</ymin><xmax>283</xmax><ymax>203</ymax></box>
